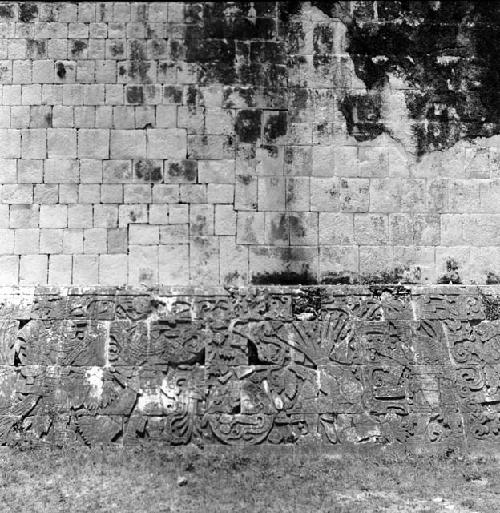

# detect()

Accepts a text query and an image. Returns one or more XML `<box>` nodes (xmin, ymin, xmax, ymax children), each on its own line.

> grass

<box><xmin>0</xmin><ymin>445</ymin><xmax>499</xmax><ymax>512</ymax></box>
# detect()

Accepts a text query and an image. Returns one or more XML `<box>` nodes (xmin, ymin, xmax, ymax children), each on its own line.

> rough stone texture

<box><xmin>0</xmin><ymin>1</ymin><xmax>499</xmax><ymax>286</ymax></box>
<box><xmin>0</xmin><ymin>284</ymin><xmax>496</xmax><ymax>449</ymax></box>
<box><xmin>1</xmin><ymin>2</ymin><xmax>500</xmax><ymax>447</ymax></box>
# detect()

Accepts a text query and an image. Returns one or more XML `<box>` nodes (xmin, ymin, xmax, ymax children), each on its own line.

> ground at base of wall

<box><xmin>0</xmin><ymin>446</ymin><xmax>499</xmax><ymax>513</ymax></box>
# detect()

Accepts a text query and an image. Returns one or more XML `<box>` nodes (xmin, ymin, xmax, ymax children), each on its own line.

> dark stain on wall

<box><xmin>344</xmin><ymin>1</ymin><xmax>500</xmax><ymax>155</ymax></box>
<box><xmin>252</xmin><ymin>271</ymin><xmax>317</xmax><ymax>286</ymax></box>
<box><xmin>56</xmin><ymin>62</ymin><xmax>66</xmax><ymax>80</ymax></box>
<box><xmin>0</xmin><ymin>3</ymin><xmax>13</xmax><ymax>18</ymax></box>
<box><xmin>18</xmin><ymin>2</ymin><xmax>37</xmax><ymax>22</ymax></box>
<box><xmin>235</xmin><ymin>110</ymin><xmax>262</xmax><ymax>143</ymax></box>
<box><xmin>135</xmin><ymin>160</ymin><xmax>163</xmax><ymax>182</ymax></box>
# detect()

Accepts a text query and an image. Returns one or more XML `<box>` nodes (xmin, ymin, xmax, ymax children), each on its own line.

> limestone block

<box><xmin>312</xmin><ymin>145</ymin><xmax>335</xmax><ymax>176</ymax></box>
<box><xmin>52</xmin><ymin>105</ymin><xmax>74</xmax><ymax>127</ymax></box>
<box><xmin>447</xmin><ymin>179</ymin><xmax>480</xmax><ymax>214</ymax></box>
<box><xmin>21</xmin><ymin>129</ymin><xmax>46</xmax><ymax>159</ymax></box>
<box><xmin>159</xmin><ymin>225</ymin><xmax>188</xmax><ymax>244</ymax></box>
<box><xmin>63</xmin><ymin>229</ymin><xmax>83</xmax><ymax>254</ymax></box>
<box><xmin>159</xmin><ymin>244</ymin><xmax>189</xmax><ymax>285</ymax></box>
<box><xmin>78</xmin><ymin>129</ymin><xmax>110</xmax><ymax>158</ymax></box>
<box><xmin>462</xmin><ymin>214</ymin><xmax>500</xmax><ymax>246</ymax></box>
<box><xmin>40</xmin><ymin>229</ymin><xmax>63</xmax><ymax>253</ymax></box>
<box><xmin>146</xmin><ymin>128</ymin><xmax>187</xmax><ymax>159</ymax></box>
<box><xmin>18</xmin><ymin>160</ymin><xmax>43</xmax><ymax>183</ymax></box>
<box><xmin>319</xmin><ymin>245</ymin><xmax>359</xmax><ymax>282</ymax></box>
<box><xmin>148</xmin><ymin>204</ymin><xmax>169</xmax><ymax>224</ymax></box>
<box><xmin>0</xmin><ymin>130</ymin><xmax>21</xmax><ymax>158</ymax></box>
<box><xmin>0</xmin><ymin>256</ymin><xmax>18</xmax><ymax>285</ymax></box>
<box><xmin>479</xmin><ymin>179</ymin><xmax>500</xmax><ymax>213</ymax></box>
<box><xmin>19</xmin><ymin>254</ymin><xmax>47</xmax><ymax>285</ymax></box>
<box><xmin>129</xmin><ymin>224</ymin><xmax>159</xmax><ymax>245</ymax></box>
<box><xmin>103</xmin><ymin>160</ymin><xmax>133</xmax><ymax>183</ymax></box>
<box><xmin>83</xmin><ymin>228</ymin><xmax>107</xmax><ymax>253</ymax></box>
<box><xmin>249</xmin><ymin>246</ymin><xmax>318</xmax><ymax>284</ymax></box>
<box><xmin>215</xmin><ymin>205</ymin><xmax>236</xmax><ymax>236</ymax></box>
<box><xmin>110</xmin><ymin>130</ymin><xmax>146</xmax><ymax>159</ymax></box>
<box><xmin>319</xmin><ymin>213</ymin><xmax>354</xmax><ymax>245</ymax></box>
<box><xmin>258</xmin><ymin>177</ymin><xmax>286</xmax><ymax>211</ymax></box>
<box><xmin>237</xmin><ymin>212</ymin><xmax>265</xmax><ymax>244</ymax></box>
<box><xmin>124</xmin><ymin>184</ymin><xmax>151</xmax><ymax>203</ymax></box>
<box><xmin>48</xmin><ymin>254</ymin><xmax>72</xmax><ymax>285</ymax></box>
<box><xmin>235</xmin><ymin>175</ymin><xmax>257</xmax><ymax>211</ymax></box>
<box><xmin>78</xmin><ymin>184</ymin><xmax>99</xmax><ymax>203</ymax></box>
<box><xmin>118</xmin><ymin>204</ymin><xmax>147</xmax><ymax>227</ymax></box>
<box><xmin>0</xmin><ymin>229</ymin><xmax>14</xmax><ymax>254</ymax></box>
<box><xmin>101</xmin><ymin>184</ymin><xmax>123</xmax><ymax>203</ymax></box>
<box><xmin>179</xmin><ymin>184</ymin><xmax>207</xmax><ymax>203</ymax></box>
<box><xmin>168</xmin><ymin>204</ymin><xmax>188</xmax><ymax>224</ymax></box>
<box><xmin>354</xmin><ymin>214</ymin><xmax>389</xmax><ymax>245</ymax></box>
<box><xmin>358</xmin><ymin>146</ymin><xmax>389</xmax><ymax>178</ymax></box>
<box><xmin>198</xmin><ymin>159</ymin><xmax>235</xmax><ymax>183</ymax></box>
<box><xmin>286</xmin><ymin>177</ymin><xmax>310</xmax><ymax>211</ymax></box>
<box><xmin>10</xmin><ymin>204</ymin><xmax>39</xmax><ymax>228</ymax></box>
<box><xmin>208</xmin><ymin>184</ymin><xmax>234</xmax><ymax>204</ymax></box>
<box><xmin>155</xmin><ymin>105</ymin><xmax>177</xmax><ymax>128</ymax></box>
<box><xmin>73</xmin><ymin>254</ymin><xmax>98</xmax><ymax>284</ymax></box>
<box><xmin>93</xmin><ymin>204</ymin><xmax>118</xmax><ymax>228</ymax></box>
<box><xmin>151</xmin><ymin>184</ymin><xmax>179</xmax><ymax>203</ymax></box>
<box><xmin>220</xmin><ymin>236</ymin><xmax>248</xmax><ymax>286</ymax></box>
<box><xmin>164</xmin><ymin>159</ymin><xmax>197</xmax><ymax>183</ymax></box>
<box><xmin>264</xmin><ymin>212</ymin><xmax>289</xmax><ymax>246</ymax></box>
<box><xmin>359</xmin><ymin>246</ymin><xmax>393</xmax><ymax>277</ymax></box>
<box><xmin>190</xmin><ymin>236</ymin><xmax>219</xmax><ymax>285</ymax></box>
<box><xmin>190</xmin><ymin>204</ymin><xmax>214</xmax><ymax>236</ymax></box>
<box><xmin>393</xmin><ymin>246</ymin><xmax>436</xmax><ymax>283</ymax></box>
<box><xmin>128</xmin><ymin>245</ymin><xmax>158</xmax><ymax>285</ymax></box>
<box><xmin>44</xmin><ymin>159</ymin><xmax>79</xmax><ymax>183</ymax></box>
<box><xmin>47</xmin><ymin>129</ymin><xmax>77</xmax><ymax>158</ymax></box>
<box><xmin>310</xmin><ymin>178</ymin><xmax>341</xmax><ymax>212</ymax></box>
<box><xmin>0</xmin><ymin>160</ymin><xmax>16</xmax><ymax>184</ymax></box>
<box><xmin>32</xmin><ymin>60</ymin><xmax>54</xmax><ymax>83</ymax></box>
<box><xmin>40</xmin><ymin>205</ymin><xmax>67</xmax><ymax>228</ymax></box>
<box><xmin>107</xmin><ymin>229</ymin><xmax>127</xmax><ymax>254</ymax></box>
<box><xmin>14</xmin><ymin>228</ymin><xmax>39</xmax><ymax>254</ymax></box>
<box><xmin>99</xmin><ymin>254</ymin><xmax>127</xmax><ymax>285</ymax></box>
<box><xmin>0</xmin><ymin>205</ymin><xmax>8</xmax><ymax>228</ymax></box>
<box><xmin>68</xmin><ymin>204</ymin><xmax>92</xmax><ymax>229</ymax></box>
<box><xmin>289</xmin><ymin>212</ymin><xmax>318</xmax><ymax>245</ymax></box>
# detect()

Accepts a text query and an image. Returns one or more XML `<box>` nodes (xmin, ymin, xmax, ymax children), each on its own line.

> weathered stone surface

<box><xmin>0</xmin><ymin>284</ymin><xmax>493</xmax><ymax>448</ymax></box>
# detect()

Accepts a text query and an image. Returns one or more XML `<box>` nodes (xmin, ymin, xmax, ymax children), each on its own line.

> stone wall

<box><xmin>1</xmin><ymin>2</ymin><xmax>500</xmax><ymax>448</ymax></box>
<box><xmin>0</xmin><ymin>284</ymin><xmax>499</xmax><ymax>448</ymax></box>
<box><xmin>0</xmin><ymin>1</ymin><xmax>499</xmax><ymax>287</ymax></box>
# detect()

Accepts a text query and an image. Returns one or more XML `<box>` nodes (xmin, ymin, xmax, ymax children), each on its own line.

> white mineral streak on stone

<box><xmin>85</xmin><ymin>367</ymin><xmax>104</xmax><ymax>401</ymax></box>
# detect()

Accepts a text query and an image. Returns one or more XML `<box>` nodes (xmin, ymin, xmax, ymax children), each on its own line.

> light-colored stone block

<box><xmin>159</xmin><ymin>244</ymin><xmax>189</xmax><ymax>285</ymax></box>
<box><xmin>78</xmin><ymin>129</ymin><xmax>110</xmax><ymax>158</ymax></box>
<box><xmin>128</xmin><ymin>245</ymin><xmax>158</xmax><ymax>285</ymax></box>
<box><xmin>319</xmin><ymin>213</ymin><xmax>354</xmax><ymax>245</ymax></box>
<box><xmin>0</xmin><ymin>130</ymin><xmax>21</xmax><ymax>158</ymax></box>
<box><xmin>110</xmin><ymin>130</ymin><xmax>146</xmax><ymax>158</ymax></box>
<box><xmin>48</xmin><ymin>254</ymin><xmax>72</xmax><ymax>285</ymax></box>
<box><xmin>14</xmin><ymin>228</ymin><xmax>39</xmax><ymax>254</ymax></box>
<box><xmin>215</xmin><ymin>204</ymin><xmax>236</xmax><ymax>236</ymax></box>
<box><xmin>99</xmin><ymin>254</ymin><xmax>127</xmax><ymax>285</ymax></box>
<box><xmin>21</xmin><ymin>129</ymin><xmax>46</xmax><ymax>159</ymax></box>
<box><xmin>73</xmin><ymin>254</ymin><xmax>98</xmax><ymax>284</ymax></box>
<box><xmin>83</xmin><ymin>228</ymin><xmax>107</xmax><ymax>253</ymax></box>
<box><xmin>47</xmin><ymin>129</ymin><xmax>77</xmax><ymax>158</ymax></box>
<box><xmin>39</xmin><ymin>205</ymin><xmax>67</xmax><ymax>228</ymax></box>
<box><xmin>19</xmin><ymin>254</ymin><xmax>47</xmax><ymax>285</ymax></box>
